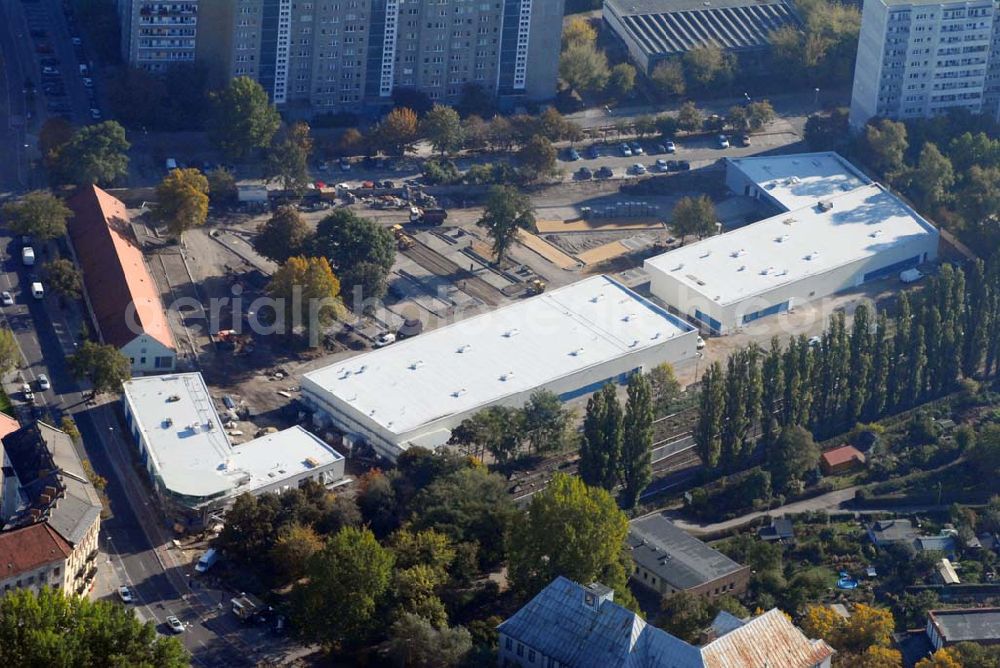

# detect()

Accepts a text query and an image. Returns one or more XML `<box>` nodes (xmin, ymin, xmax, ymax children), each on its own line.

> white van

<box><xmin>165</xmin><ymin>158</ymin><xmax>178</xmax><ymax>171</ymax></box>
<box><xmin>21</xmin><ymin>247</ymin><xmax>35</xmax><ymax>266</ymax></box>
<box><xmin>31</xmin><ymin>282</ymin><xmax>44</xmax><ymax>299</ymax></box>
<box><xmin>194</xmin><ymin>548</ymin><xmax>219</xmax><ymax>573</ymax></box>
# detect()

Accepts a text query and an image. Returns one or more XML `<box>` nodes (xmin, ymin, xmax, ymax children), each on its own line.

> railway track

<box><xmin>402</xmin><ymin>239</ymin><xmax>504</xmax><ymax>307</ymax></box>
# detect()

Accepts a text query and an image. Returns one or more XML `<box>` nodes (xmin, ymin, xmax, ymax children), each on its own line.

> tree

<box><xmin>860</xmin><ymin>646</ymin><xmax>904</xmax><ymax>668</ymax></box>
<box><xmin>683</xmin><ymin>44</ymin><xmax>734</xmax><ymax>88</ymax></box>
<box><xmin>0</xmin><ymin>328</ymin><xmax>19</xmax><ymax>378</ymax></box>
<box><xmin>39</xmin><ymin>117</ymin><xmax>74</xmax><ymax>168</ymax></box>
<box><xmin>651</xmin><ymin>60</ymin><xmax>686</xmax><ymax>97</ymax></box>
<box><xmin>267</xmin><ymin>256</ymin><xmax>343</xmax><ymax>344</ymax></box>
<box><xmin>863</xmin><ymin>119</ymin><xmax>908</xmax><ymax>179</ymax></box>
<box><xmin>746</xmin><ymin>101</ymin><xmax>776</xmax><ymax>131</ymax></box>
<box><xmin>517</xmin><ymin>134</ymin><xmax>558</xmax><ymax>180</ymax></box>
<box><xmin>476</xmin><ymin>185</ymin><xmax>536</xmax><ymax>264</ymax></box>
<box><xmin>633</xmin><ymin>115</ymin><xmax>658</xmax><ymax>138</ymax></box>
<box><xmin>957</xmin><ymin>165</ymin><xmax>1000</xmax><ymax>233</ymax></box>
<box><xmin>911</xmin><ymin>142</ymin><xmax>955</xmax><ymax>209</ymax></box>
<box><xmin>916</xmin><ymin>649</ymin><xmax>962</xmax><ymax>668</ymax></box>
<box><xmin>390</xmin><ymin>528</ymin><xmax>455</xmax><ymax>573</ymax></box>
<box><xmin>68</xmin><ymin>341</ymin><xmax>131</xmax><ymax>396</ymax></box>
<box><xmin>0</xmin><ymin>586</ymin><xmax>187</xmax><ymax>667</ymax></box>
<box><xmin>337</xmin><ymin>127</ymin><xmax>366</xmax><ymax>156</ymax></box>
<box><xmin>311</xmin><ymin>209</ymin><xmax>395</xmax><ymax>302</ymax></box>
<box><xmin>656</xmin><ymin>115</ymin><xmax>680</xmax><ymax>139</ymax></box>
<box><xmin>410</xmin><ymin>466</ymin><xmax>515</xmax><ymax>569</ymax></box>
<box><xmin>265</xmin><ymin>122</ymin><xmax>314</xmax><ymax>194</ymax></box>
<box><xmin>253</xmin><ymin>206</ymin><xmax>312</xmax><ymax>264</ymax></box>
<box><xmin>50</xmin><ymin>121</ymin><xmax>130</xmax><ymax>186</ymax></box>
<box><xmin>455</xmin><ymin>82</ymin><xmax>496</xmax><ymax>118</ymax></box>
<box><xmin>562</xmin><ymin>17</ymin><xmax>597</xmax><ymax>48</ymax></box>
<box><xmin>671</xmin><ymin>195</ymin><xmax>716</xmax><ymax>243</ymax></box>
<box><xmin>647</xmin><ymin>363</ymin><xmax>681</xmax><ymax>416</ymax></box>
<box><xmin>559</xmin><ymin>42</ymin><xmax>610</xmax><ymax>94</ymax></box>
<box><xmin>206</xmin><ymin>167</ymin><xmax>237</xmax><ymax>206</ymax></box>
<box><xmin>508</xmin><ymin>474</ymin><xmax>636</xmax><ymax>608</ymax></box>
<box><xmin>620</xmin><ymin>373</ymin><xmax>653</xmax><ymax>508</ymax></box>
<box><xmin>461</xmin><ymin>115</ymin><xmax>490</xmax><ymax>151</ymax></box>
<box><xmin>421</xmin><ymin>104</ymin><xmax>464</xmax><ymax>155</ymax></box>
<box><xmin>804</xmin><ymin>109</ymin><xmax>850</xmax><ymax>151</ymax></box>
<box><xmin>383</xmin><ymin>613</ymin><xmax>472</xmax><ymax>668</ymax></box>
<box><xmin>153</xmin><ymin>168</ymin><xmax>209</xmax><ymax>238</ymax></box>
<box><xmin>42</xmin><ymin>258</ymin><xmax>82</xmax><ymax>299</ymax></box>
<box><xmin>1</xmin><ymin>190</ymin><xmax>71</xmax><ymax>240</ymax></box>
<box><xmin>969</xmin><ymin>424</ymin><xmax>1000</xmax><ymax>477</ymax></box>
<box><xmin>522</xmin><ymin>390</ymin><xmax>571</xmax><ymax>453</ymax></box>
<box><xmin>609</xmin><ymin>63</ymin><xmax>637</xmax><ymax>97</ymax></box>
<box><xmin>208</xmin><ymin>76</ymin><xmax>281</xmax><ymax>161</ymax></box>
<box><xmin>677</xmin><ymin>102</ymin><xmax>703</xmax><ymax>133</ymax></box>
<box><xmin>373</xmin><ymin>107</ymin><xmax>419</xmax><ymax>157</ymax></box>
<box><xmin>695</xmin><ymin>362</ymin><xmax>725</xmax><ymax>468</ymax></box>
<box><xmin>579</xmin><ymin>384</ymin><xmax>623</xmax><ymax>490</ymax></box>
<box><xmin>269</xmin><ymin>523</ymin><xmax>324</xmax><ymax>582</ymax></box>
<box><xmin>390</xmin><ymin>563</ymin><xmax>448</xmax><ymax>627</ymax></box>
<box><xmin>767</xmin><ymin>426</ymin><xmax>820</xmax><ymax>492</ymax></box>
<box><xmin>291</xmin><ymin>527</ymin><xmax>394</xmax><ymax>651</ymax></box>
<box><xmin>657</xmin><ymin>592</ymin><xmax>712</xmax><ymax>643</ymax></box>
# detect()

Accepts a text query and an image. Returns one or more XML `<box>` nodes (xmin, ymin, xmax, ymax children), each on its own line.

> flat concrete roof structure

<box><xmin>645</xmin><ymin>153</ymin><xmax>939</xmax><ymax>333</ymax></box>
<box><xmin>302</xmin><ymin>275</ymin><xmax>698</xmax><ymax>460</ymax></box>
<box><xmin>122</xmin><ymin>373</ymin><xmax>344</xmax><ymax>512</ymax></box>
<box><xmin>927</xmin><ymin>608</ymin><xmax>1000</xmax><ymax>649</ymax></box>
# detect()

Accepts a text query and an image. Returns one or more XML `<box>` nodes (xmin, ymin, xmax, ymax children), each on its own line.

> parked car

<box><xmin>596</xmin><ymin>166</ymin><xmax>614</xmax><ymax>179</ymax></box>
<box><xmin>37</xmin><ymin>374</ymin><xmax>50</xmax><ymax>391</ymax></box>
<box><xmin>808</xmin><ymin>335</ymin><xmax>822</xmax><ymax>347</ymax></box>
<box><xmin>566</xmin><ymin>147</ymin><xmax>580</xmax><ymax>161</ymax></box>
<box><xmin>666</xmin><ymin>160</ymin><xmax>680</xmax><ymax>172</ymax></box>
<box><xmin>900</xmin><ymin>268</ymin><xmax>924</xmax><ymax>283</ymax></box>
<box><xmin>630</xmin><ymin>163</ymin><xmax>647</xmax><ymax>175</ymax></box>
<box><xmin>665</xmin><ymin>140</ymin><xmax>676</xmax><ymax>153</ymax></box>
<box><xmin>374</xmin><ymin>332</ymin><xmax>396</xmax><ymax>348</ymax></box>
<box><xmin>166</xmin><ymin>616</ymin><xmax>185</xmax><ymax>634</ymax></box>
<box><xmin>1</xmin><ymin>292</ymin><xmax>12</xmax><ymax>306</ymax></box>
<box><xmin>619</xmin><ymin>143</ymin><xmax>632</xmax><ymax>157</ymax></box>
<box><xmin>586</xmin><ymin>145</ymin><xmax>600</xmax><ymax>159</ymax></box>
<box><xmin>576</xmin><ymin>166</ymin><xmax>593</xmax><ymax>180</ymax></box>
<box><xmin>629</xmin><ymin>141</ymin><xmax>644</xmax><ymax>155</ymax></box>
<box><xmin>34</xmin><ymin>42</ymin><xmax>53</xmax><ymax>54</ymax></box>
<box><xmin>654</xmin><ymin>159</ymin><xmax>669</xmax><ymax>173</ymax></box>
<box><xmin>89</xmin><ymin>108</ymin><xmax>101</xmax><ymax>120</ymax></box>
<box><xmin>677</xmin><ymin>160</ymin><xmax>691</xmax><ymax>171</ymax></box>
<box><xmin>718</xmin><ymin>134</ymin><xmax>730</xmax><ymax>149</ymax></box>
<box><xmin>339</xmin><ymin>157</ymin><xmax>351</xmax><ymax>172</ymax></box>
<box><xmin>118</xmin><ymin>586</ymin><xmax>133</xmax><ymax>604</ymax></box>
<box><xmin>71</xmin><ymin>36</ymin><xmax>82</xmax><ymax>46</ymax></box>
<box><xmin>696</xmin><ymin>336</ymin><xmax>706</xmax><ymax>350</ymax></box>
<box><xmin>21</xmin><ymin>384</ymin><xmax>34</xmax><ymax>403</ymax></box>
<box><xmin>41</xmin><ymin>66</ymin><xmax>59</xmax><ymax>76</ymax></box>
<box><xmin>82</xmin><ymin>77</ymin><xmax>93</xmax><ymax>88</ymax></box>
<box><xmin>738</xmin><ymin>134</ymin><xmax>751</xmax><ymax>146</ymax></box>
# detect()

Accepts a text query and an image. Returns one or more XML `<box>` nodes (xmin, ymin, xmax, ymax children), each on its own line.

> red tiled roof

<box><xmin>0</xmin><ymin>523</ymin><xmax>72</xmax><ymax>579</ymax></box>
<box><xmin>0</xmin><ymin>413</ymin><xmax>19</xmax><ymax>441</ymax></box>
<box><xmin>822</xmin><ymin>445</ymin><xmax>865</xmax><ymax>467</ymax></box>
<box><xmin>67</xmin><ymin>186</ymin><xmax>175</xmax><ymax>351</ymax></box>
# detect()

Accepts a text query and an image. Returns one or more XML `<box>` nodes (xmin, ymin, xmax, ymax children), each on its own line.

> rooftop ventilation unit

<box><xmin>806</xmin><ymin>251</ymin><xmax>820</xmax><ymax>260</ymax></box>
<box><xmin>672</xmin><ymin>263</ymin><xmax>684</xmax><ymax>272</ymax></box>
<box><xmin>166</xmin><ymin>395</ymin><xmax>180</xmax><ymax>402</ymax></box>
<box><xmin>452</xmin><ymin>388</ymin><xmax>467</xmax><ymax>397</ymax></box>
<box><xmin>738</xmin><ymin>265</ymin><xmax>746</xmax><ymax>272</ymax></box>
<box><xmin>870</xmin><ymin>230</ymin><xmax>883</xmax><ymax>238</ymax></box>
<box><xmin>775</xmin><ymin>234</ymin><xmax>789</xmax><ymax>243</ymax></box>
<box><xmin>622</xmin><ymin>313</ymin><xmax>636</xmax><ymax>322</ymax></box>
<box><xmin>760</xmin><ymin>266</ymin><xmax>775</xmax><ymax>275</ymax></box>
<box><xmin>504</xmin><ymin>328</ymin><xmax>520</xmax><ymax>338</ymax></box>
<box><xmin>817</xmin><ymin>200</ymin><xmax>834</xmax><ymax>212</ymax></box>
<box><xmin>499</xmin><ymin>372</ymin><xmax>514</xmax><ymax>381</ymax></box>
<box><xmin>590</xmin><ymin>293</ymin><xmax>604</xmax><ymax>303</ymax></box>
<box><xmin>700</xmin><ymin>250</ymin><xmax>711</xmax><ymax>258</ymax></box>
<box><xmin>570</xmin><ymin>348</ymin><xmax>584</xmax><ymax>356</ymax></box>
<box><xmin>783</xmin><ymin>218</ymin><xmax>795</xmax><ymax>225</ymax></box>
<box><xmin>457</xmin><ymin>344</ymin><xmax>472</xmax><ymax>353</ymax></box>
<box><xmin>409</xmin><ymin>360</ymin><xmax>424</xmax><ymax>370</ymax></box>
<box><xmin>731</xmin><ymin>249</ymin><xmax>747</xmax><ymax>257</ymax></box>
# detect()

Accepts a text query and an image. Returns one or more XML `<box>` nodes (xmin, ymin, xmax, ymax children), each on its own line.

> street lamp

<box><xmin>744</xmin><ymin>92</ymin><xmax>751</xmax><ymax>105</ymax></box>
<box><xmin>814</xmin><ymin>87</ymin><xmax>821</xmax><ymax>106</ymax></box>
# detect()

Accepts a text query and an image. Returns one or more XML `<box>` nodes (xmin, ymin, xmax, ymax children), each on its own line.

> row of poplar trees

<box><xmin>578</xmin><ymin>373</ymin><xmax>655</xmax><ymax>508</ymax></box>
<box><xmin>696</xmin><ymin>257</ymin><xmax>1000</xmax><ymax>470</ymax></box>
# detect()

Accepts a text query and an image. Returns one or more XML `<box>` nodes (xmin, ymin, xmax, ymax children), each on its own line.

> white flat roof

<box><xmin>727</xmin><ymin>153</ymin><xmax>870</xmax><ymax>211</ymax></box>
<box><xmin>122</xmin><ymin>373</ymin><xmax>342</xmax><ymax>502</ymax></box>
<box><xmin>303</xmin><ymin>275</ymin><xmax>694</xmax><ymax>437</ymax></box>
<box><xmin>646</xmin><ymin>183</ymin><xmax>938</xmax><ymax>306</ymax></box>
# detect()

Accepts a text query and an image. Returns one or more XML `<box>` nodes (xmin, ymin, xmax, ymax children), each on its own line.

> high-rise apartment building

<box><xmin>118</xmin><ymin>0</ymin><xmax>564</xmax><ymax>113</ymax></box>
<box><xmin>849</xmin><ymin>0</ymin><xmax>1000</xmax><ymax>127</ymax></box>
<box><xmin>117</xmin><ymin>1</ymin><xmax>202</xmax><ymax>71</ymax></box>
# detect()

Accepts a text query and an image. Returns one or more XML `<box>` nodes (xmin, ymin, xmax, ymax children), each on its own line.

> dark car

<box><xmin>397</xmin><ymin>317</ymin><xmax>424</xmax><ymax>339</ymax></box>
<box><xmin>677</xmin><ymin>160</ymin><xmax>691</xmax><ymax>171</ymax></box>
<box><xmin>29</xmin><ymin>29</ymin><xmax>47</xmax><ymax>38</ymax></box>
<box><xmin>586</xmin><ymin>145</ymin><xmax>600</xmax><ymax>159</ymax></box>
<box><xmin>576</xmin><ymin>167</ymin><xmax>593</xmax><ymax>180</ymax></box>
<box><xmin>666</xmin><ymin>160</ymin><xmax>680</xmax><ymax>172</ymax></box>
<box><xmin>34</xmin><ymin>42</ymin><xmax>53</xmax><ymax>54</ymax></box>
<box><xmin>596</xmin><ymin>166</ymin><xmax>614</xmax><ymax>179</ymax></box>
<box><xmin>40</xmin><ymin>57</ymin><xmax>59</xmax><ymax>67</ymax></box>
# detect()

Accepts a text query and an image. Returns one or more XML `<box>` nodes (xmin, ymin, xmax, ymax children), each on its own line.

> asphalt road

<box><xmin>0</xmin><ymin>234</ymin><xmax>265</xmax><ymax>666</ymax></box>
<box><xmin>0</xmin><ymin>0</ymin><xmax>31</xmax><ymax>192</ymax></box>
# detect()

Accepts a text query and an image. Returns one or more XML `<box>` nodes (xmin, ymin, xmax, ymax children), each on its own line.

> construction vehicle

<box><xmin>527</xmin><ymin>279</ymin><xmax>547</xmax><ymax>295</ymax></box>
<box><xmin>213</xmin><ymin>330</ymin><xmax>255</xmax><ymax>355</ymax></box>
<box><xmin>409</xmin><ymin>206</ymin><xmax>447</xmax><ymax>225</ymax></box>
<box><xmin>391</xmin><ymin>224</ymin><xmax>415</xmax><ymax>250</ymax></box>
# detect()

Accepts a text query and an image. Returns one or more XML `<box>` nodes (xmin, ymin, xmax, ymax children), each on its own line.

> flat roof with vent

<box><xmin>302</xmin><ymin>275</ymin><xmax>695</xmax><ymax>440</ymax></box>
<box><xmin>645</xmin><ymin>153</ymin><xmax>938</xmax><ymax>306</ymax></box>
<box><xmin>122</xmin><ymin>373</ymin><xmax>342</xmax><ymax>503</ymax></box>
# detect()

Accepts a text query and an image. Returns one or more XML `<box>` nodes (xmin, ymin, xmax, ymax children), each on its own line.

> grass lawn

<box><xmin>0</xmin><ymin>387</ymin><xmax>13</xmax><ymax>416</ymax></box>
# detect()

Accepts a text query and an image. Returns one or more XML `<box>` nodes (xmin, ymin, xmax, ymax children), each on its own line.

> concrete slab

<box><xmin>577</xmin><ymin>240</ymin><xmax>629</xmax><ymax>265</ymax></box>
<box><xmin>536</xmin><ymin>218</ymin><xmax>666</xmax><ymax>233</ymax></box>
<box><xmin>517</xmin><ymin>231</ymin><xmax>582</xmax><ymax>270</ymax></box>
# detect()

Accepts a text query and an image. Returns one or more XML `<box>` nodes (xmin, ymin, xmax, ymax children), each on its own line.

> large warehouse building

<box><xmin>121</xmin><ymin>373</ymin><xmax>344</xmax><ymax>517</ymax></box>
<box><xmin>301</xmin><ymin>276</ymin><xmax>699</xmax><ymax>461</ymax></box>
<box><xmin>645</xmin><ymin>152</ymin><xmax>939</xmax><ymax>334</ymax></box>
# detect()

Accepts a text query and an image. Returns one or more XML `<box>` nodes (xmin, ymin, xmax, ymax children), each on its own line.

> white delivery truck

<box><xmin>21</xmin><ymin>247</ymin><xmax>35</xmax><ymax>266</ymax></box>
<box><xmin>31</xmin><ymin>282</ymin><xmax>44</xmax><ymax>299</ymax></box>
<box><xmin>194</xmin><ymin>548</ymin><xmax>219</xmax><ymax>573</ymax></box>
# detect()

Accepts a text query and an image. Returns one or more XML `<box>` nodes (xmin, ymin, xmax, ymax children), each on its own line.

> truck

<box><xmin>391</xmin><ymin>224</ymin><xmax>415</xmax><ymax>250</ymax></box>
<box><xmin>231</xmin><ymin>592</ymin><xmax>266</xmax><ymax>622</ymax></box>
<box><xmin>21</xmin><ymin>247</ymin><xmax>35</xmax><ymax>266</ymax></box>
<box><xmin>194</xmin><ymin>548</ymin><xmax>219</xmax><ymax>573</ymax></box>
<box><xmin>409</xmin><ymin>206</ymin><xmax>447</xmax><ymax>225</ymax></box>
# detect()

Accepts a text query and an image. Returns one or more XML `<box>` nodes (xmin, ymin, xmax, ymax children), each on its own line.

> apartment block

<box><xmin>850</xmin><ymin>0</ymin><xmax>1000</xmax><ymax>127</ymax></box>
<box><xmin>120</xmin><ymin>0</ymin><xmax>563</xmax><ymax>113</ymax></box>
